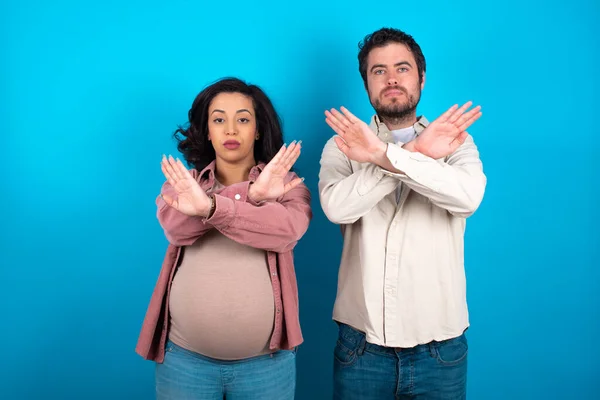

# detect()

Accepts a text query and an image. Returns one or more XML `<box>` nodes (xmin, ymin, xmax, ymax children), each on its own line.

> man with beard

<box><xmin>318</xmin><ymin>27</ymin><xmax>487</xmax><ymax>399</ymax></box>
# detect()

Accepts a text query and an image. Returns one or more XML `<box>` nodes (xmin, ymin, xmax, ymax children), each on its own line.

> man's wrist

<box><xmin>370</xmin><ymin>140</ymin><xmax>389</xmax><ymax>167</ymax></box>
<box><xmin>402</xmin><ymin>139</ymin><xmax>418</xmax><ymax>153</ymax></box>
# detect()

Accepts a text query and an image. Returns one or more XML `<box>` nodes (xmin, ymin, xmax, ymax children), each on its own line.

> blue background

<box><xmin>1</xmin><ymin>0</ymin><xmax>598</xmax><ymax>398</ymax></box>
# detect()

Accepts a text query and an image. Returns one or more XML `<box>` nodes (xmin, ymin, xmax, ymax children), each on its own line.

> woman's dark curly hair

<box><xmin>174</xmin><ymin>77</ymin><xmax>284</xmax><ymax>171</ymax></box>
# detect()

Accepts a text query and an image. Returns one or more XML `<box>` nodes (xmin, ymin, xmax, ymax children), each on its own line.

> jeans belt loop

<box><xmin>357</xmin><ymin>336</ymin><xmax>367</xmax><ymax>356</ymax></box>
<box><xmin>428</xmin><ymin>341</ymin><xmax>437</xmax><ymax>358</ymax></box>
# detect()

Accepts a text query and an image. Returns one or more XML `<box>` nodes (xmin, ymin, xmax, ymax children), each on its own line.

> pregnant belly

<box><xmin>168</xmin><ymin>262</ymin><xmax>275</xmax><ymax>360</ymax></box>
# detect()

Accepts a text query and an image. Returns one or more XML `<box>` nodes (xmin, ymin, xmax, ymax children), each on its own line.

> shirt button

<box><xmin>234</xmin><ymin>194</ymin><xmax>241</xmax><ymax>200</ymax></box>
<box><xmin>276</xmin><ymin>308</ymin><xmax>281</xmax><ymax>314</ymax></box>
<box><xmin>272</xmin><ymin>272</ymin><xmax>277</xmax><ymax>276</ymax></box>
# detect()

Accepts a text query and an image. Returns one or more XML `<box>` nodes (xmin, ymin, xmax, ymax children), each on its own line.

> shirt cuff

<box><xmin>381</xmin><ymin>143</ymin><xmax>412</xmax><ymax>178</ymax></box>
<box><xmin>206</xmin><ymin>194</ymin><xmax>236</xmax><ymax>228</ymax></box>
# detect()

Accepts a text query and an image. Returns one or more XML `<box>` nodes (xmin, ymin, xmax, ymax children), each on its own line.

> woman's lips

<box><xmin>223</xmin><ymin>140</ymin><xmax>240</xmax><ymax>150</ymax></box>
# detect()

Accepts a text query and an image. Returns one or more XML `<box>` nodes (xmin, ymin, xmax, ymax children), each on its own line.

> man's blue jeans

<box><xmin>156</xmin><ymin>340</ymin><xmax>296</xmax><ymax>399</ymax></box>
<box><xmin>333</xmin><ymin>323</ymin><xmax>468</xmax><ymax>399</ymax></box>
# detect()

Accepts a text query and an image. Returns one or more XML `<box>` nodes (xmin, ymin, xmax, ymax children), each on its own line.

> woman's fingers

<box><xmin>161</xmin><ymin>156</ymin><xmax>178</xmax><ymax>186</ymax></box>
<box><xmin>283</xmin><ymin>177</ymin><xmax>305</xmax><ymax>194</ymax></box>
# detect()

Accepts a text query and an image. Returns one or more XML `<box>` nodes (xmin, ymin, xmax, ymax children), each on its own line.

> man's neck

<box><xmin>215</xmin><ymin>157</ymin><xmax>255</xmax><ymax>186</ymax></box>
<box><xmin>380</xmin><ymin>113</ymin><xmax>418</xmax><ymax>131</ymax></box>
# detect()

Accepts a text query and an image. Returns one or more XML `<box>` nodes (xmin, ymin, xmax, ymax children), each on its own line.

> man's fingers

<box><xmin>325</xmin><ymin>110</ymin><xmax>349</xmax><ymax>132</ymax></box>
<box><xmin>334</xmin><ymin>136</ymin><xmax>350</xmax><ymax>156</ymax></box>
<box><xmin>328</xmin><ymin>108</ymin><xmax>352</xmax><ymax>128</ymax></box>
<box><xmin>437</xmin><ymin>104</ymin><xmax>459</xmax><ymax>122</ymax></box>
<box><xmin>451</xmin><ymin>131</ymin><xmax>469</xmax><ymax>149</ymax></box>
<box><xmin>448</xmin><ymin>101</ymin><xmax>473</xmax><ymax>124</ymax></box>
<box><xmin>340</xmin><ymin>106</ymin><xmax>360</xmax><ymax>123</ymax></box>
<box><xmin>453</xmin><ymin>105</ymin><xmax>481</xmax><ymax>126</ymax></box>
<box><xmin>456</xmin><ymin>110</ymin><xmax>482</xmax><ymax>132</ymax></box>
<box><xmin>326</xmin><ymin>116</ymin><xmax>347</xmax><ymax>139</ymax></box>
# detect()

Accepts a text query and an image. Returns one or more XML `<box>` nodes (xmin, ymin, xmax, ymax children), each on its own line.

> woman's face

<box><xmin>207</xmin><ymin>92</ymin><xmax>257</xmax><ymax>166</ymax></box>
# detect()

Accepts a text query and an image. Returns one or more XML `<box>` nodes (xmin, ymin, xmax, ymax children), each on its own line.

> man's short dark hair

<box><xmin>358</xmin><ymin>27</ymin><xmax>426</xmax><ymax>87</ymax></box>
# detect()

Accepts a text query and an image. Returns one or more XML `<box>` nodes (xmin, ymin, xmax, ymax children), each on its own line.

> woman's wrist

<box><xmin>248</xmin><ymin>183</ymin><xmax>264</xmax><ymax>203</ymax></box>
<box><xmin>199</xmin><ymin>195</ymin><xmax>216</xmax><ymax>218</ymax></box>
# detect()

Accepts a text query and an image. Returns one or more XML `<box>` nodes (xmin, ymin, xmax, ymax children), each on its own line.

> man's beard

<box><xmin>371</xmin><ymin>87</ymin><xmax>420</xmax><ymax>124</ymax></box>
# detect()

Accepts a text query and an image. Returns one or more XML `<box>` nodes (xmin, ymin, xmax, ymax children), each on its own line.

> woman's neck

<box><xmin>215</xmin><ymin>156</ymin><xmax>256</xmax><ymax>186</ymax></box>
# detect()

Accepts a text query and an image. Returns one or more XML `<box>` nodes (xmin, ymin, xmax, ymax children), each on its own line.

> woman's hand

<box><xmin>160</xmin><ymin>155</ymin><xmax>212</xmax><ymax>217</ymax></box>
<box><xmin>248</xmin><ymin>141</ymin><xmax>304</xmax><ymax>203</ymax></box>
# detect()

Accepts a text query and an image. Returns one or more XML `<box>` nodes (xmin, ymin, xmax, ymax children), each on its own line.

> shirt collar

<box><xmin>198</xmin><ymin>160</ymin><xmax>266</xmax><ymax>186</ymax></box>
<box><xmin>370</xmin><ymin>114</ymin><xmax>430</xmax><ymax>143</ymax></box>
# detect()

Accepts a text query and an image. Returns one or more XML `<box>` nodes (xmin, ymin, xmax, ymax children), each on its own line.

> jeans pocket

<box><xmin>435</xmin><ymin>334</ymin><xmax>468</xmax><ymax>366</ymax></box>
<box><xmin>164</xmin><ymin>341</ymin><xmax>188</xmax><ymax>358</ymax></box>
<box><xmin>165</xmin><ymin>341</ymin><xmax>176</xmax><ymax>354</ymax></box>
<box><xmin>333</xmin><ymin>335</ymin><xmax>359</xmax><ymax>367</ymax></box>
<box><xmin>280</xmin><ymin>349</ymin><xmax>297</xmax><ymax>359</ymax></box>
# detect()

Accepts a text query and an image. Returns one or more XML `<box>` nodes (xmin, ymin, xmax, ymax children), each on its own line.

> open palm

<box><xmin>160</xmin><ymin>155</ymin><xmax>210</xmax><ymax>216</ymax></box>
<box><xmin>324</xmin><ymin>107</ymin><xmax>385</xmax><ymax>163</ymax></box>
<box><xmin>415</xmin><ymin>102</ymin><xmax>482</xmax><ymax>159</ymax></box>
<box><xmin>249</xmin><ymin>141</ymin><xmax>304</xmax><ymax>202</ymax></box>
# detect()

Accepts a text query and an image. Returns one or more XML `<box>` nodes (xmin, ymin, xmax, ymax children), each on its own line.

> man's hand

<box><xmin>160</xmin><ymin>155</ymin><xmax>212</xmax><ymax>217</ymax></box>
<box><xmin>409</xmin><ymin>102</ymin><xmax>482</xmax><ymax>159</ymax></box>
<box><xmin>248</xmin><ymin>141</ymin><xmax>304</xmax><ymax>203</ymax></box>
<box><xmin>324</xmin><ymin>106</ymin><xmax>387</xmax><ymax>164</ymax></box>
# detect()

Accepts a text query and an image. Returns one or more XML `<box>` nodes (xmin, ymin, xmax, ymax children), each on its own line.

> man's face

<box><xmin>365</xmin><ymin>43</ymin><xmax>425</xmax><ymax>121</ymax></box>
